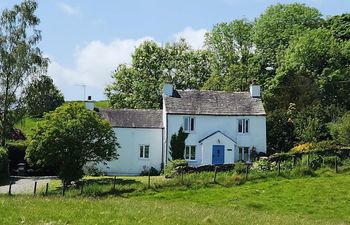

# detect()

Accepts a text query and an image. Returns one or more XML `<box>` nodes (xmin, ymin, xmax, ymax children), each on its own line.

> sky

<box><xmin>1</xmin><ymin>0</ymin><xmax>349</xmax><ymax>101</ymax></box>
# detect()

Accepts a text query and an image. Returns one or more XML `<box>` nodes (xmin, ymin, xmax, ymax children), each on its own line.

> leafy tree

<box><xmin>0</xmin><ymin>0</ymin><xmax>48</xmax><ymax>146</ymax></box>
<box><xmin>329</xmin><ymin>112</ymin><xmax>350</xmax><ymax>146</ymax></box>
<box><xmin>326</xmin><ymin>13</ymin><xmax>350</xmax><ymax>41</ymax></box>
<box><xmin>169</xmin><ymin>127</ymin><xmax>189</xmax><ymax>160</ymax></box>
<box><xmin>266</xmin><ymin>109</ymin><xmax>295</xmax><ymax>154</ymax></box>
<box><xmin>253</xmin><ymin>3</ymin><xmax>322</xmax><ymax>71</ymax></box>
<box><xmin>204</xmin><ymin>19</ymin><xmax>254</xmax><ymax>91</ymax></box>
<box><xmin>26</xmin><ymin>103</ymin><xmax>118</xmax><ymax>183</ymax></box>
<box><xmin>106</xmin><ymin>40</ymin><xmax>211</xmax><ymax>109</ymax></box>
<box><xmin>24</xmin><ymin>75</ymin><xmax>64</xmax><ymax>117</ymax></box>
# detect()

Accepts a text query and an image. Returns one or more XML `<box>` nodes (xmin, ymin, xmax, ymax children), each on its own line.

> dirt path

<box><xmin>0</xmin><ymin>176</ymin><xmax>55</xmax><ymax>194</ymax></box>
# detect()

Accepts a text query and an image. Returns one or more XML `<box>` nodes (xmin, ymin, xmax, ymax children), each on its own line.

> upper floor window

<box><xmin>184</xmin><ymin>117</ymin><xmax>195</xmax><ymax>132</ymax></box>
<box><xmin>238</xmin><ymin>119</ymin><xmax>249</xmax><ymax>133</ymax></box>
<box><xmin>139</xmin><ymin>145</ymin><xmax>150</xmax><ymax>159</ymax></box>
<box><xmin>185</xmin><ymin>145</ymin><xmax>196</xmax><ymax>161</ymax></box>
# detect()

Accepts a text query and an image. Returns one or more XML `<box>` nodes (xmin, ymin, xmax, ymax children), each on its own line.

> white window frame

<box><xmin>238</xmin><ymin>119</ymin><xmax>249</xmax><ymax>134</ymax></box>
<box><xmin>139</xmin><ymin>145</ymin><xmax>150</xmax><ymax>159</ymax></box>
<box><xmin>184</xmin><ymin>145</ymin><xmax>196</xmax><ymax>161</ymax></box>
<box><xmin>184</xmin><ymin>116</ymin><xmax>195</xmax><ymax>133</ymax></box>
<box><xmin>238</xmin><ymin>146</ymin><xmax>250</xmax><ymax>161</ymax></box>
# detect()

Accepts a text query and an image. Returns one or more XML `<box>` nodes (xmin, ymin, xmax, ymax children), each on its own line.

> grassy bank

<box><xmin>1</xmin><ymin>173</ymin><xmax>350</xmax><ymax>224</ymax></box>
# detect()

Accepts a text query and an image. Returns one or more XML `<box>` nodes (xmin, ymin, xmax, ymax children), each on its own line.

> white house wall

<box><xmin>166</xmin><ymin>114</ymin><xmax>266</xmax><ymax>165</ymax></box>
<box><xmin>98</xmin><ymin>127</ymin><xmax>163</xmax><ymax>175</ymax></box>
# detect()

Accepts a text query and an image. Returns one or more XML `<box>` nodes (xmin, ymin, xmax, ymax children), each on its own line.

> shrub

<box><xmin>234</xmin><ymin>162</ymin><xmax>247</xmax><ymax>175</ymax></box>
<box><xmin>0</xmin><ymin>146</ymin><xmax>9</xmax><ymax>179</ymax></box>
<box><xmin>290</xmin><ymin>143</ymin><xmax>312</xmax><ymax>153</ymax></box>
<box><xmin>140</xmin><ymin>167</ymin><xmax>160</xmax><ymax>176</ymax></box>
<box><xmin>164</xmin><ymin>160</ymin><xmax>188</xmax><ymax>178</ymax></box>
<box><xmin>252</xmin><ymin>160</ymin><xmax>272</xmax><ymax>172</ymax></box>
<box><xmin>291</xmin><ymin>165</ymin><xmax>316</xmax><ymax>177</ymax></box>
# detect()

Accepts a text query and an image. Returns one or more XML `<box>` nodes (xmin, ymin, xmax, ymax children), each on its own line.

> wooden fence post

<box><xmin>213</xmin><ymin>166</ymin><xmax>218</xmax><ymax>183</ymax></box>
<box><xmin>278</xmin><ymin>160</ymin><xmax>281</xmax><ymax>176</ymax></box>
<box><xmin>45</xmin><ymin>183</ymin><xmax>49</xmax><ymax>195</ymax></box>
<box><xmin>62</xmin><ymin>181</ymin><xmax>66</xmax><ymax>196</ymax></box>
<box><xmin>307</xmin><ymin>154</ymin><xmax>310</xmax><ymax>168</ymax></box>
<box><xmin>113</xmin><ymin>176</ymin><xmax>116</xmax><ymax>190</ymax></box>
<box><xmin>80</xmin><ymin>181</ymin><xmax>84</xmax><ymax>195</ymax></box>
<box><xmin>245</xmin><ymin>164</ymin><xmax>249</xmax><ymax>181</ymax></box>
<box><xmin>8</xmin><ymin>182</ymin><xmax>12</xmax><ymax>195</ymax></box>
<box><xmin>148</xmin><ymin>169</ymin><xmax>151</xmax><ymax>189</ymax></box>
<box><xmin>335</xmin><ymin>156</ymin><xmax>338</xmax><ymax>173</ymax></box>
<box><xmin>33</xmin><ymin>181</ymin><xmax>37</xmax><ymax>195</ymax></box>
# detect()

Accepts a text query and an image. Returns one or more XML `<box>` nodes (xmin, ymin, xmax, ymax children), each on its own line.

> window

<box><xmin>238</xmin><ymin>147</ymin><xmax>250</xmax><ymax>161</ymax></box>
<box><xmin>185</xmin><ymin>145</ymin><xmax>196</xmax><ymax>161</ymax></box>
<box><xmin>184</xmin><ymin>117</ymin><xmax>195</xmax><ymax>132</ymax></box>
<box><xmin>238</xmin><ymin>119</ymin><xmax>249</xmax><ymax>133</ymax></box>
<box><xmin>139</xmin><ymin>145</ymin><xmax>150</xmax><ymax>159</ymax></box>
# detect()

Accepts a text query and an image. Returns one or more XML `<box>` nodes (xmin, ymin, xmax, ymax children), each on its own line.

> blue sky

<box><xmin>1</xmin><ymin>0</ymin><xmax>349</xmax><ymax>101</ymax></box>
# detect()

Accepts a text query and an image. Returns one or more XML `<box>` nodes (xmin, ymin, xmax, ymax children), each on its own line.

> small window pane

<box><xmin>185</xmin><ymin>146</ymin><xmax>190</xmax><ymax>159</ymax></box>
<box><xmin>145</xmin><ymin>145</ymin><xmax>149</xmax><ymax>158</ymax></box>
<box><xmin>190</xmin><ymin>146</ymin><xmax>196</xmax><ymax>160</ymax></box>
<box><xmin>238</xmin><ymin>120</ymin><xmax>243</xmax><ymax>133</ymax></box>
<box><xmin>239</xmin><ymin>147</ymin><xmax>242</xmax><ymax>160</ymax></box>
<box><xmin>184</xmin><ymin>117</ymin><xmax>189</xmax><ymax>131</ymax></box>
<box><xmin>245</xmin><ymin>120</ymin><xmax>249</xmax><ymax>133</ymax></box>
<box><xmin>190</xmin><ymin>118</ymin><xmax>195</xmax><ymax>131</ymax></box>
<box><xmin>139</xmin><ymin>146</ymin><xmax>143</xmax><ymax>158</ymax></box>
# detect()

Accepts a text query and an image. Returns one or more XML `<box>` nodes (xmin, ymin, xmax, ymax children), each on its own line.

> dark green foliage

<box><xmin>140</xmin><ymin>167</ymin><xmax>160</xmax><ymax>176</ymax></box>
<box><xmin>329</xmin><ymin>112</ymin><xmax>350</xmax><ymax>146</ymax></box>
<box><xmin>266</xmin><ymin>109</ymin><xmax>295</xmax><ymax>154</ymax></box>
<box><xmin>234</xmin><ymin>162</ymin><xmax>247</xmax><ymax>175</ymax></box>
<box><xmin>169</xmin><ymin>127</ymin><xmax>189</xmax><ymax>160</ymax></box>
<box><xmin>26</xmin><ymin>103</ymin><xmax>118</xmax><ymax>183</ymax></box>
<box><xmin>326</xmin><ymin>13</ymin><xmax>350</xmax><ymax>41</ymax></box>
<box><xmin>164</xmin><ymin>159</ymin><xmax>188</xmax><ymax>178</ymax></box>
<box><xmin>0</xmin><ymin>146</ymin><xmax>8</xmax><ymax>178</ymax></box>
<box><xmin>24</xmin><ymin>75</ymin><xmax>64</xmax><ymax>117</ymax></box>
<box><xmin>291</xmin><ymin>166</ymin><xmax>316</xmax><ymax>177</ymax></box>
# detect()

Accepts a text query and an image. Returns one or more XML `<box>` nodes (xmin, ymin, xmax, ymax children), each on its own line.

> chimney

<box><xmin>163</xmin><ymin>82</ymin><xmax>173</xmax><ymax>97</ymax></box>
<box><xmin>250</xmin><ymin>80</ymin><xmax>261</xmax><ymax>98</ymax></box>
<box><xmin>85</xmin><ymin>96</ymin><xmax>94</xmax><ymax>110</ymax></box>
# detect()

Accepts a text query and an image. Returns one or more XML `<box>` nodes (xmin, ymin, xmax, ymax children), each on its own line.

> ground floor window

<box><xmin>139</xmin><ymin>145</ymin><xmax>150</xmax><ymax>159</ymax></box>
<box><xmin>238</xmin><ymin>147</ymin><xmax>250</xmax><ymax>161</ymax></box>
<box><xmin>185</xmin><ymin>145</ymin><xmax>196</xmax><ymax>161</ymax></box>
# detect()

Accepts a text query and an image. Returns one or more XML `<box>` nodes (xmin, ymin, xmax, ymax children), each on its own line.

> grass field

<box><xmin>1</xmin><ymin>173</ymin><xmax>350</xmax><ymax>224</ymax></box>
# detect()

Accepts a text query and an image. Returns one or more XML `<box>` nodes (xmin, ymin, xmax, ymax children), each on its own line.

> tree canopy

<box><xmin>26</xmin><ymin>104</ymin><xmax>118</xmax><ymax>183</ymax></box>
<box><xmin>0</xmin><ymin>0</ymin><xmax>48</xmax><ymax>146</ymax></box>
<box><xmin>24</xmin><ymin>75</ymin><xmax>64</xmax><ymax>117</ymax></box>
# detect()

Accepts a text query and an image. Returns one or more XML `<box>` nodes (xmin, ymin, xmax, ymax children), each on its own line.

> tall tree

<box><xmin>105</xmin><ymin>40</ymin><xmax>211</xmax><ymax>109</ymax></box>
<box><xmin>0</xmin><ymin>0</ymin><xmax>48</xmax><ymax>146</ymax></box>
<box><xmin>326</xmin><ymin>13</ymin><xmax>350</xmax><ymax>41</ymax></box>
<box><xmin>24</xmin><ymin>75</ymin><xmax>64</xmax><ymax>117</ymax></box>
<box><xmin>204</xmin><ymin>19</ymin><xmax>254</xmax><ymax>91</ymax></box>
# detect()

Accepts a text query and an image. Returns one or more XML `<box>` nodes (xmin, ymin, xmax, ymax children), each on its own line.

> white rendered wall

<box><xmin>166</xmin><ymin>114</ymin><xmax>266</xmax><ymax>166</ymax></box>
<box><xmin>97</xmin><ymin>128</ymin><xmax>163</xmax><ymax>175</ymax></box>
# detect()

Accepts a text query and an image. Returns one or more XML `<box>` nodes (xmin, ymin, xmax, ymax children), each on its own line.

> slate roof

<box><xmin>97</xmin><ymin>108</ymin><xmax>163</xmax><ymax>128</ymax></box>
<box><xmin>164</xmin><ymin>90</ymin><xmax>265</xmax><ymax>116</ymax></box>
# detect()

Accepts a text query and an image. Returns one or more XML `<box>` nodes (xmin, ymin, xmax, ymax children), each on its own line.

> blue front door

<box><xmin>212</xmin><ymin>145</ymin><xmax>225</xmax><ymax>164</ymax></box>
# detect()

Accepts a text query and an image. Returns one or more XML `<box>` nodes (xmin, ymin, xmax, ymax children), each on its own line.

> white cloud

<box><xmin>173</xmin><ymin>27</ymin><xmax>208</xmax><ymax>50</ymax></box>
<box><xmin>58</xmin><ymin>2</ymin><xmax>81</xmax><ymax>17</ymax></box>
<box><xmin>48</xmin><ymin>37</ymin><xmax>153</xmax><ymax>100</ymax></box>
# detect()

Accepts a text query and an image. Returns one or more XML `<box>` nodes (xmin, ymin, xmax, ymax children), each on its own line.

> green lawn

<box><xmin>1</xmin><ymin>173</ymin><xmax>350</xmax><ymax>224</ymax></box>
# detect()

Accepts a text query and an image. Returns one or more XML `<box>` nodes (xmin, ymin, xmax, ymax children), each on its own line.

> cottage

<box><xmin>91</xmin><ymin>83</ymin><xmax>266</xmax><ymax>175</ymax></box>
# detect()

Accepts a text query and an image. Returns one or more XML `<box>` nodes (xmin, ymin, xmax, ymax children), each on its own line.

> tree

<box><xmin>326</xmin><ymin>13</ymin><xmax>350</xmax><ymax>41</ymax></box>
<box><xmin>204</xmin><ymin>19</ymin><xmax>254</xmax><ymax>91</ymax></box>
<box><xmin>26</xmin><ymin>103</ymin><xmax>118</xmax><ymax>183</ymax></box>
<box><xmin>0</xmin><ymin>0</ymin><xmax>48</xmax><ymax>146</ymax></box>
<box><xmin>253</xmin><ymin>3</ymin><xmax>322</xmax><ymax>71</ymax></box>
<box><xmin>105</xmin><ymin>40</ymin><xmax>211</xmax><ymax>109</ymax></box>
<box><xmin>329</xmin><ymin>112</ymin><xmax>350</xmax><ymax>146</ymax></box>
<box><xmin>169</xmin><ymin>127</ymin><xmax>189</xmax><ymax>160</ymax></box>
<box><xmin>24</xmin><ymin>75</ymin><xmax>64</xmax><ymax>117</ymax></box>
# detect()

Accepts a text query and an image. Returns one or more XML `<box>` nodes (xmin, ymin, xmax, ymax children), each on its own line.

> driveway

<box><xmin>0</xmin><ymin>176</ymin><xmax>55</xmax><ymax>194</ymax></box>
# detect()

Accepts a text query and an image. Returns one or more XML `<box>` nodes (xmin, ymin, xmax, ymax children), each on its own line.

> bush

<box><xmin>234</xmin><ymin>162</ymin><xmax>247</xmax><ymax>175</ymax></box>
<box><xmin>0</xmin><ymin>146</ymin><xmax>9</xmax><ymax>179</ymax></box>
<box><xmin>164</xmin><ymin>160</ymin><xmax>188</xmax><ymax>178</ymax></box>
<box><xmin>252</xmin><ymin>160</ymin><xmax>272</xmax><ymax>172</ymax></box>
<box><xmin>291</xmin><ymin>166</ymin><xmax>316</xmax><ymax>177</ymax></box>
<box><xmin>140</xmin><ymin>167</ymin><xmax>160</xmax><ymax>176</ymax></box>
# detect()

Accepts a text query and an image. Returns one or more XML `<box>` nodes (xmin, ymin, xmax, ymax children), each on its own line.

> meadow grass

<box><xmin>1</xmin><ymin>171</ymin><xmax>348</xmax><ymax>224</ymax></box>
